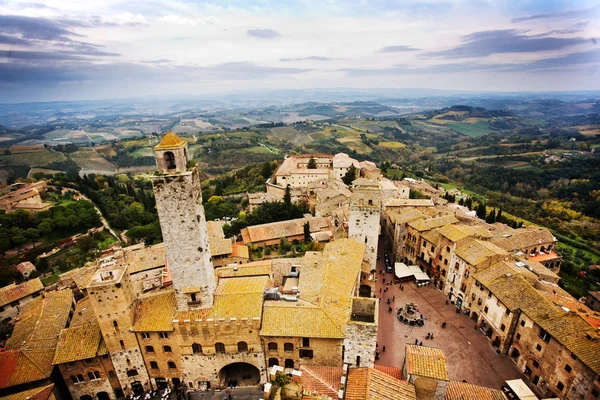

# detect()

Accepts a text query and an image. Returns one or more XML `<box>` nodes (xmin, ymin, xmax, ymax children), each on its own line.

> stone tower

<box><xmin>348</xmin><ymin>178</ymin><xmax>381</xmax><ymax>275</ymax></box>
<box><xmin>87</xmin><ymin>266</ymin><xmax>150</xmax><ymax>396</ymax></box>
<box><xmin>151</xmin><ymin>131</ymin><xmax>216</xmax><ymax>310</ymax></box>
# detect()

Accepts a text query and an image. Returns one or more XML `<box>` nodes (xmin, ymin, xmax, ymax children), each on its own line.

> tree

<box><xmin>279</xmin><ymin>238</ymin><xmax>291</xmax><ymax>255</ymax></box>
<box><xmin>342</xmin><ymin>164</ymin><xmax>357</xmax><ymax>185</ymax></box>
<box><xmin>307</xmin><ymin>157</ymin><xmax>317</xmax><ymax>169</ymax></box>
<box><xmin>303</xmin><ymin>222</ymin><xmax>311</xmax><ymax>243</ymax></box>
<box><xmin>283</xmin><ymin>185</ymin><xmax>291</xmax><ymax>208</ymax></box>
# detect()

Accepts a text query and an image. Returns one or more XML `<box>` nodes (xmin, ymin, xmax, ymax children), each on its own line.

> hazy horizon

<box><xmin>1</xmin><ymin>0</ymin><xmax>599</xmax><ymax>103</ymax></box>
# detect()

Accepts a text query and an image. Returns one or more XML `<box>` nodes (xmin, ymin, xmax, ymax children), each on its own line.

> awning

<box><xmin>394</xmin><ymin>263</ymin><xmax>430</xmax><ymax>281</ymax></box>
<box><xmin>504</xmin><ymin>379</ymin><xmax>538</xmax><ymax>400</ymax></box>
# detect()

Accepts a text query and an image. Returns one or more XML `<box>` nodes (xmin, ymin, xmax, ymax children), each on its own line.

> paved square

<box><xmin>374</xmin><ymin>267</ymin><xmax>525</xmax><ymax>389</ymax></box>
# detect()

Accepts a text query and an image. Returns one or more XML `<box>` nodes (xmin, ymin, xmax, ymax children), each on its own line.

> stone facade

<box><xmin>348</xmin><ymin>180</ymin><xmax>381</xmax><ymax>273</ymax></box>
<box><xmin>343</xmin><ymin>298</ymin><xmax>378</xmax><ymax>368</ymax></box>
<box><xmin>152</xmin><ymin>168</ymin><xmax>215</xmax><ymax>311</ymax></box>
<box><xmin>59</xmin><ymin>356</ymin><xmax>120</xmax><ymax>400</ymax></box>
<box><xmin>87</xmin><ymin>268</ymin><xmax>150</xmax><ymax>396</ymax></box>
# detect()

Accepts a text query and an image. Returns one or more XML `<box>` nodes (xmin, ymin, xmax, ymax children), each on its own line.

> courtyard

<box><xmin>374</xmin><ymin>244</ymin><xmax>525</xmax><ymax>389</ymax></box>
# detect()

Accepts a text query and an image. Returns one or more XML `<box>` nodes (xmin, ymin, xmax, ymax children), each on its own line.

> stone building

<box><xmin>151</xmin><ymin>130</ymin><xmax>215</xmax><ymax>310</ymax></box>
<box><xmin>491</xmin><ymin>227</ymin><xmax>562</xmax><ymax>272</ymax></box>
<box><xmin>240</xmin><ymin>216</ymin><xmax>331</xmax><ymax>248</ymax></box>
<box><xmin>348</xmin><ymin>178</ymin><xmax>382</xmax><ymax>274</ymax></box>
<box><xmin>586</xmin><ymin>292</ymin><xmax>600</xmax><ymax>312</ymax></box>
<box><xmin>402</xmin><ymin>345</ymin><xmax>449</xmax><ymax>399</ymax></box>
<box><xmin>0</xmin><ymin>181</ymin><xmax>52</xmax><ymax>213</ymax></box>
<box><xmin>14</xmin><ymin>261</ymin><xmax>36</xmax><ymax>279</ymax></box>
<box><xmin>0</xmin><ymin>278</ymin><xmax>44</xmax><ymax>323</ymax></box>
<box><xmin>54</xmin><ymin>131</ymin><xmax>376</xmax><ymax>398</ymax></box>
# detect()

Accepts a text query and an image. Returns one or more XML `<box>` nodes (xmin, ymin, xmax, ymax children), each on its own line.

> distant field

<box><xmin>379</xmin><ymin>141</ymin><xmax>406</xmax><ymax>149</ymax></box>
<box><xmin>131</xmin><ymin>147</ymin><xmax>154</xmax><ymax>157</ymax></box>
<box><xmin>447</xmin><ymin>121</ymin><xmax>493</xmax><ymax>137</ymax></box>
<box><xmin>0</xmin><ymin>149</ymin><xmax>66</xmax><ymax>166</ymax></box>
<box><xmin>573</xmin><ymin>125</ymin><xmax>600</xmax><ymax>135</ymax></box>
<box><xmin>70</xmin><ymin>149</ymin><xmax>117</xmax><ymax>173</ymax></box>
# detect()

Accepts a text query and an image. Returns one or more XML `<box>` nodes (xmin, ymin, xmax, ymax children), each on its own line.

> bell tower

<box><xmin>151</xmin><ymin>130</ymin><xmax>216</xmax><ymax>310</ymax></box>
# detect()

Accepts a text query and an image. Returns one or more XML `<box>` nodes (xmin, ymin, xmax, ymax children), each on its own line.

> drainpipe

<box><xmin>340</xmin><ymin>363</ymin><xmax>351</xmax><ymax>400</ymax></box>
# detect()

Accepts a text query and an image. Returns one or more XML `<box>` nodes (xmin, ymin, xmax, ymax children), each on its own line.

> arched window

<box><xmin>145</xmin><ymin>346</ymin><xmax>155</xmax><ymax>353</ymax></box>
<box><xmin>268</xmin><ymin>358</ymin><xmax>279</xmax><ymax>367</ymax></box>
<box><xmin>163</xmin><ymin>345</ymin><xmax>172</xmax><ymax>353</ymax></box>
<box><xmin>192</xmin><ymin>343</ymin><xmax>202</xmax><ymax>354</ymax></box>
<box><xmin>164</xmin><ymin>152</ymin><xmax>176</xmax><ymax>169</ymax></box>
<box><xmin>92</xmin><ymin>371</ymin><xmax>101</xmax><ymax>379</ymax></box>
<box><xmin>284</xmin><ymin>343</ymin><xmax>294</xmax><ymax>352</ymax></box>
<box><xmin>215</xmin><ymin>342</ymin><xmax>225</xmax><ymax>353</ymax></box>
<box><xmin>285</xmin><ymin>359</ymin><xmax>294</xmax><ymax>369</ymax></box>
<box><xmin>150</xmin><ymin>361</ymin><xmax>159</xmax><ymax>369</ymax></box>
<box><xmin>268</xmin><ymin>342</ymin><xmax>278</xmax><ymax>351</ymax></box>
<box><xmin>237</xmin><ymin>341</ymin><xmax>248</xmax><ymax>352</ymax></box>
<box><xmin>167</xmin><ymin>361</ymin><xmax>177</xmax><ymax>369</ymax></box>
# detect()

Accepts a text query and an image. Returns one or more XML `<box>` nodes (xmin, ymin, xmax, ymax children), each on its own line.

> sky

<box><xmin>0</xmin><ymin>0</ymin><xmax>599</xmax><ymax>102</ymax></box>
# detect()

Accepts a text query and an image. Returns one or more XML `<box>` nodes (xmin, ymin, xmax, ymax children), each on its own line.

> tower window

<box><xmin>192</xmin><ymin>343</ymin><xmax>202</xmax><ymax>354</ymax></box>
<box><xmin>215</xmin><ymin>342</ymin><xmax>225</xmax><ymax>353</ymax></box>
<box><xmin>163</xmin><ymin>345</ymin><xmax>172</xmax><ymax>353</ymax></box>
<box><xmin>145</xmin><ymin>346</ymin><xmax>155</xmax><ymax>353</ymax></box>
<box><xmin>237</xmin><ymin>341</ymin><xmax>248</xmax><ymax>352</ymax></box>
<box><xmin>164</xmin><ymin>152</ymin><xmax>176</xmax><ymax>169</ymax></box>
<box><xmin>268</xmin><ymin>342</ymin><xmax>278</xmax><ymax>351</ymax></box>
<box><xmin>167</xmin><ymin>361</ymin><xmax>177</xmax><ymax>369</ymax></box>
<box><xmin>150</xmin><ymin>361</ymin><xmax>159</xmax><ymax>369</ymax></box>
<box><xmin>284</xmin><ymin>343</ymin><xmax>294</xmax><ymax>352</ymax></box>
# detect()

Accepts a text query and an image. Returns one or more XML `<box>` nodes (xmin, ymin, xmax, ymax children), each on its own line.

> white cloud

<box><xmin>160</xmin><ymin>14</ymin><xmax>198</xmax><ymax>26</ymax></box>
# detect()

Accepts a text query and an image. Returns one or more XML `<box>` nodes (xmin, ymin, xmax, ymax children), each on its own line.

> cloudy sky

<box><xmin>0</xmin><ymin>0</ymin><xmax>599</xmax><ymax>102</ymax></box>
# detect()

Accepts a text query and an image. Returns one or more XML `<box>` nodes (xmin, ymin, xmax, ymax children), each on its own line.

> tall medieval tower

<box><xmin>348</xmin><ymin>178</ymin><xmax>381</xmax><ymax>285</ymax></box>
<box><xmin>151</xmin><ymin>131</ymin><xmax>216</xmax><ymax>310</ymax></box>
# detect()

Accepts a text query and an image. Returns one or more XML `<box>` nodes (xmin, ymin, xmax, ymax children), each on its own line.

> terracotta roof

<box><xmin>444</xmin><ymin>381</ymin><xmax>507</xmax><ymax>400</ymax></box>
<box><xmin>346</xmin><ymin>368</ymin><xmax>416</xmax><ymax>400</ymax></box>
<box><xmin>154</xmin><ymin>130</ymin><xmax>186</xmax><ymax>150</ymax></box>
<box><xmin>0</xmin><ymin>350</ymin><xmax>55</xmax><ymax>389</ymax></box>
<box><xmin>0</xmin><ymin>278</ymin><xmax>44</xmax><ymax>307</ymax></box>
<box><xmin>206</xmin><ymin>221</ymin><xmax>225</xmax><ymax>239</ymax></box>
<box><xmin>241</xmin><ymin>217</ymin><xmax>330</xmax><ymax>244</ymax></box>
<box><xmin>53</xmin><ymin>322</ymin><xmax>103</xmax><ymax>364</ymax></box>
<box><xmin>125</xmin><ymin>243</ymin><xmax>166</xmax><ymax>274</ymax></box>
<box><xmin>209</xmin><ymin>237</ymin><xmax>233</xmax><ymax>256</ymax></box>
<box><xmin>231</xmin><ymin>243</ymin><xmax>249</xmax><ymax>259</ymax></box>
<box><xmin>176</xmin><ymin>275</ymin><xmax>269</xmax><ymax>322</ymax></box>
<box><xmin>384</xmin><ymin>198</ymin><xmax>434</xmax><ymax>208</ymax></box>
<box><xmin>70</xmin><ymin>297</ymin><xmax>97</xmax><ymax>327</ymax></box>
<box><xmin>351</xmin><ymin>178</ymin><xmax>380</xmax><ymax>188</ymax></box>
<box><xmin>408</xmin><ymin>215</ymin><xmax>459</xmax><ymax>232</ymax></box>
<box><xmin>216</xmin><ymin>262</ymin><xmax>270</xmax><ymax>279</ymax></box>
<box><xmin>373</xmin><ymin>365</ymin><xmax>403</xmax><ymax>380</ymax></box>
<box><xmin>298</xmin><ymin>239</ymin><xmax>365</xmax><ymax>328</ymax></box>
<box><xmin>437</xmin><ymin>224</ymin><xmax>492</xmax><ymax>243</ymax></box>
<box><xmin>455</xmin><ymin>239</ymin><xmax>508</xmax><ymax>267</ymax></box>
<box><xmin>386</xmin><ymin>208</ymin><xmax>425</xmax><ymax>225</ymax></box>
<box><xmin>0</xmin><ymin>383</ymin><xmax>54</xmax><ymax>400</ymax></box>
<box><xmin>6</xmin><ymin>290</ymin><xmax>73</xmax><ymax>351</ymax></box>
<box><xmin>300</xmin><ymin>365</ymin><xmax>343</xmax><ymax>398</ymax></box>
<box><xmin>59</xmin><ymin>266</ymin><xmax>96</xmax><ymax>290</ymax></box>
<box><xmin>260</xmin><ymin>301</ymin><xmax>345</xmax><ymax>338</ymax></box>
<box><xmin>132</xmin><ymin>290</ymin><xmax>177</xmax><ymax>332</ymax></box>
<box><xmin>491</xmin><ymin>227</ymin><xmax>556</xmax><ymax>252</ymax></box>
<box><xmin>14</xmin><ymin>262</ymin><xmax>36</xmax><ymax>274</ymax></box>
<box><xmin>405</xmin><ymin>345</ymin><xmax>449</xmax><ymax>381</ymax></box>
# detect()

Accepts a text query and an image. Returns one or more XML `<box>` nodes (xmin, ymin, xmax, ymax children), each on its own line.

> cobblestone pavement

<box><xmin>374</xmin><ymin>238</ymin><xmax>525</xmax><ymax>389</ymax></box>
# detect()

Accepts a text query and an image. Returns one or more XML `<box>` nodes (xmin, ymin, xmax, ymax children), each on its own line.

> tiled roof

<box><xmin>346</xmin><ymin>368</ymin><xmax>416</xmax><ymax>400</ymax></box>
<box><xmin>209</xmin><ymin>237</ymin><xmax>233</xmax><ymax>256</ymax></box>
<box><xmin>421</xmin><ymin>229</ymin><xmax>441</xmax><ymax>245</ymax></box>
<box><xmin>536</xmin><ymin>313</ymin><xmax>600</xmax><ymax>375</ymax></box>
<box><xmin>53</xmin><ymin>322</ymin><xmax>103</xmax><ymax>364</ymax></box>
<box><xmin>455</xmin><ymin>239</ymin><xmax>508</xmax><ymax>267</ymax></box>
<box><xmin>125</xmin><ymin>243</ymin><xmax>166</xmax><ymax>274</ymax></box>
<box><xmin>154</xmin><ymin>130</ymin><xmax>186</xmax><ymax>150</ymax></box>
<box><xmin>6</xmin><ymin>290</ymin><xmax>73</xmax><ymax>351</ymax></box>
<box><xmin>216</xmin><ymin>262</ymin><xmax>270</xmax><ymax>279</ymax></box>
<box><xmin>0</xmin><ymin>383</ymin><xmax>54</xmax><ymax>400</ymax></box>
<box><xmin>70</xmin><ymin>297</ymin><xmax>97</xmax><ymax>327</ymax></box>
<box><xmin>14</xmin><ymin>262</ymin><xmax>36</xmax><ymax>274</ymax></box>
<box><xmin>260</xmin><ymin>301</ymin><xmax>345</xmax><ymax>338</ymax></box>
<box><xmin>231</xmin><ymin>243</ymin><xmax>249</xmax><ymax>259</ymax></box>
<box><xmin>444</xmin><ymin>381</ymin><xmax>507</xmax><ymax>400</ymax></box>
<box><xmin>206</xmin><ymin>221</ymin><xmax>225</xmax><ymax>239</ymax></box>
<box><xmin>491</xmin><ymin>227</ymin><xmax>556</xmax><ymax>252</ymax></box>
<box><xmin>59</xmin><ymin>266</ymin><xmax>96</xmax><ymax>290</ymax></box>
<box><xmin>0</xmin><ymin>349</ymin><xmax>56</xmax><ymax>389</ymax></box>
<box><xmin>405</xmin><ymin>345</ymin><xmax>449</xmax><ymax>381</ymax></box>
<box><xmin>386</xmin><ymin>208</ymin><xmax>424</xmax><ymax>225</ymax></box>
<box><xmin>175</xmin><ymin>275</ymin><xmax>269</xmax><ymax>323</ymax></box>
<box><xmin>241</xmin><ymin>217</ymin><xmax>330</xmax><ymax>244</ymax></box>
<box><xmin>408</xmin><ymin>215</ymin><xmax>459</xmax><ymax>232</ymax></box>
<box><xmin>298</xmin><ymin>239</ymin><xmax>365</xmax><ymax>328</ymax></box>
<box><xmin>514</xmin><ymin>256</ymin><xmax>559</xmax><ymax>280</ymax></box>
<box><xmin>132</xmin><ymin>290</ymin><xmax>177</xmax><ymax>332</ymax></box>
<box><xmin>373</xmin><ymin>365</ymin><xmax>402</xmax><ymax>380</ymax></box>
<box><xmin>384</xmin><ymin>199</ymin><xmax>434</xmax><ymax>208</ymax></box>
<box><xmin>0</xmin><ymin>278</ymin><xmax>44</xmax><ymax>307</ymax></box>
<box><xmin>437</xmin><ymin>224</ymin><xmax>491</xmax><ymax>243</ymax></box>
<box><xmin>300</xmin><ymin>365</ymin><xmax>343</xmax><ymax>398</ymax></box>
